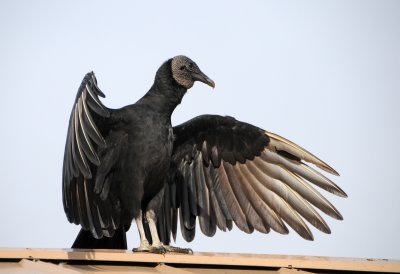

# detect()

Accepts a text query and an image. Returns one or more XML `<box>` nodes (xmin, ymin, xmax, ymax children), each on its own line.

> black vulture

<box><xmin>63</xmin><ymin>55</ymin><xmax>346</xmax><ymax>253</ymax></box>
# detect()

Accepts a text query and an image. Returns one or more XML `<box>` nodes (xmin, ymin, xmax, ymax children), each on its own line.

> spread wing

<box><xmin>62</xmin><ymin>72</ymin><xmax>124</xmax><ymax>239</ymax></box>
<box><xmin>159</xmin><ymin>115</ymin><xmax>346</xmax><ymax>244</ymax></box>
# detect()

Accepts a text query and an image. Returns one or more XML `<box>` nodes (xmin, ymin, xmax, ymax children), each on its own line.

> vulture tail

<box><xmin>71</xmin><ymin>228</ymin><xmax>127</xmax><ymax>249</ymax></box>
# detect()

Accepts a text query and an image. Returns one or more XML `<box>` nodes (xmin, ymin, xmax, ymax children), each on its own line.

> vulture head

<box><xmin>171</xmin><ymin>55</ymin><xmax>215</xmax><ymax>89</ymax></box>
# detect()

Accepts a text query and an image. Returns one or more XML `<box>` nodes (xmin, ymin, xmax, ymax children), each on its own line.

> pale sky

<box><xmin>0</xmin><ymin>0</ymin><xmax>399</xmax><ymax>260</ymax></box>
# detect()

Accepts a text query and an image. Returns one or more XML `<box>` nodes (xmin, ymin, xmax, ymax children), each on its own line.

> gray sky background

<box><xmin>0</xmin><ymin>1</ymin><xmax>399</xmax><ymax>260</ymax></box>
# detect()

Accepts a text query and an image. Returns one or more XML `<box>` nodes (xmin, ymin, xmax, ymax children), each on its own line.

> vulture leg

<box><xmin>145</xmin><ymin>208</ymin><xmax>192</xmax><ymax>253</ymax></box>
<box><xmin>132</xmin><ymin>211</ymin><xmax>152</xmax><ymax>252</ymax></box>
<box><xmin>132</xmin><ymin>209</ymin><xmax>167</xmax><ymax>254</ymax></box>
<box><xmin>145</xmin><ymin>209</ymin><xmax>167</xmax><ymax>253</ymax></box>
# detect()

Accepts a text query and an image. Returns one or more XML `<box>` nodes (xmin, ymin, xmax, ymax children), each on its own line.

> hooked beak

<box><xmin>192</xmin><ymin>70</ymin><xmax>215</xmax><ymax>88</ymax></box>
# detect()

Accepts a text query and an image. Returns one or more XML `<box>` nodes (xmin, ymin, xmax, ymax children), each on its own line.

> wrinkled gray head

<box><xmin>171</xmin><ymin>55</ymin><xmax>215</xmax><ymax>89</ymax></box>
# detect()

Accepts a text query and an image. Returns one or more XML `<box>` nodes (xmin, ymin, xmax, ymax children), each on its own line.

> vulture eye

<box><xmin>180</xmin><ymin>66</ymin><xmax>185</xmax><ymax>71</ymax></box>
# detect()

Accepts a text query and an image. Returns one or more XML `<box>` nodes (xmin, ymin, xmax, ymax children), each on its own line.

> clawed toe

<box><xmin>164</xmin><ymin>245</ymin><xmax>193</xmax><ymax>254</ymax></box>
<box><xmin>132</xmin><ymin>240</ymin><xmax>192</xmax><ymax>254</ymax></box>
<box><xmin>132</xmin><ymin>245</ymin><xmax>167</xmax><ymax>254</ymax></box>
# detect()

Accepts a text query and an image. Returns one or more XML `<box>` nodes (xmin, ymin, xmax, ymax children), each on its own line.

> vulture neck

<box><xmin>139</xmin><ymin>60</ymin><xmax>187</xmax><ymax>117</ymax></box>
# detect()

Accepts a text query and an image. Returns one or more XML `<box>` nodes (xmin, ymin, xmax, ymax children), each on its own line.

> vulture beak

<box><xmin>192</xmin><ymin>71</ymin><xmax>215</xmax><ymax>88</ymax></box>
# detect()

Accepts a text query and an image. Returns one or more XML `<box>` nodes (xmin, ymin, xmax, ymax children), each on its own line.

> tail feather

<box><xmin>72</xmin><ymin>227</ymin><xmax>127</xmax><ymax>249</ymax></box>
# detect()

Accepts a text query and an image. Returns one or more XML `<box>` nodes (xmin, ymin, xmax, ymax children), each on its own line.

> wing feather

<box><xmin>251</xmin><ymin>156</ymin><xmax>343</xmax><ymax>220</ymax></box>
<box><xmin>163</xmin><ymin>184</ymin><xmax>172</xmax><ymax>243</ymax></box>
<box><xmin>222</xmin><ymin>162</ymin><xmax>263</xmax><ymax>233</ymax></box>
<box><xmin>185</xmin><ymin>162</ymin><xmax>198</xmax><ymax>216</ymax></box>
<box><xmin>266</xmin><ymin>131</ymin><xmax>339</xmax><ymax>176</ymax></box>
<box><xmin>81</xmin><ymin>90</ymin><xmax>107</xmax><ymax>147</ymax></box>
<box><xmin>168</xmin><ymin>115</ymin><xmax>346</xmax><ymax>244</ymax></box>
<box><xmin>68</xmin><ymin>180</ymin><xmax>80</xmax><ymax>225</ymax></box>
<box><xmin>83</xmin><ymin>179</ymin><xmax>102</xmax><ymax>239</ymax></box>
<box><xmin>90</xmin><ymin>73</ymin><xmax>105</xmax><ymax>97</ymax></box>
<box><xmin>179</xmin><ymin>206</ymin><xmax>196</xmax><ymax>242</ymax></box>
<box><xmin>181</xmin><ymin>166</ymin><xmax>195</xmax><ymax>230</ymax></box>
<box><xmin>77</xmin><ymin>97</ymin><xmax>100</xmax><ymax>165</ymax></box>
<box><xmin>85</xmin><ymin>84</ymin><xmax>109</xmax><ymax>117</ymax></box>
<box><xmin>208</xmin><ymin>164</ymin><xmax>233</xmax><ymax>222</ymax></box>
<box><xmin>203</xmin><ymin>165</ymin><xmax>229</xmax><ymax>231</ymax></box>
<box><xmin>171</xmin><ymin>207</ymin><xmax>178</xmax><ymax>242</ymax></box>
<box><xmin>72</xmin><ymin>107</ymin><xmax>91</xmax><ymax>178</ymax></box>
<box><xmin>217</xmin><ymin>162</ymin><xmax>251</xmax><ymax>233</ymax></box>
<box><xmin>195</xmin><ymin>152</ymin><xmax>216</xmax><ymax>236</ymax></box>
<box><xmin>261</xmin><ymin>149</ymin><xmax>347</xmax><ymax>197</ymax></box>
<box><xmin>62</xmin><ymin>72</ymin><xmax>123</xmax><ymax>241</ymax></box>
<box><xmin>249</xmin><ymin>158</ymin><xmax>331</xmax><ymax>233</ymax></box>
<box><xmin>238</xmin><ymin>163</ymin><xmax>313</xmax><ymax>239</ymax></box>
<box><xmin>232</xmin><ymin>164</ymin><xmax>285</xmax><ymax>234</ymax></box>
<box><xmin>76</xmin><ymin>177</ymin><xmax>89</xmax><ymax>231</ymax></box>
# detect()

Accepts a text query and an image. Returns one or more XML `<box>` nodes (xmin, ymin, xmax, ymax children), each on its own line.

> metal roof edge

<box><xmin>0</xmin><ymin>248</ymin><xmax>399</xmax><ymax>273</ymax></box>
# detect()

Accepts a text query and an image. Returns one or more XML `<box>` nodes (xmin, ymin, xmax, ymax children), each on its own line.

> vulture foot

<box><xmin>164</xmin><ymin>245</ymin><xmax>193</xmax><ymax>254</ymax></box>
<box><xmin>132</xmin><ymin>243</ymin><xmax>167</xmax><ymax>254</ymax></box>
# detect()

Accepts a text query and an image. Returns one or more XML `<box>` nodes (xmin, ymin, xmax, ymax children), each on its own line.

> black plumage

<box><xmin>63</xmin><ymin>55</ymin><xmax>346</xmax><ymax>253</ymax></box>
